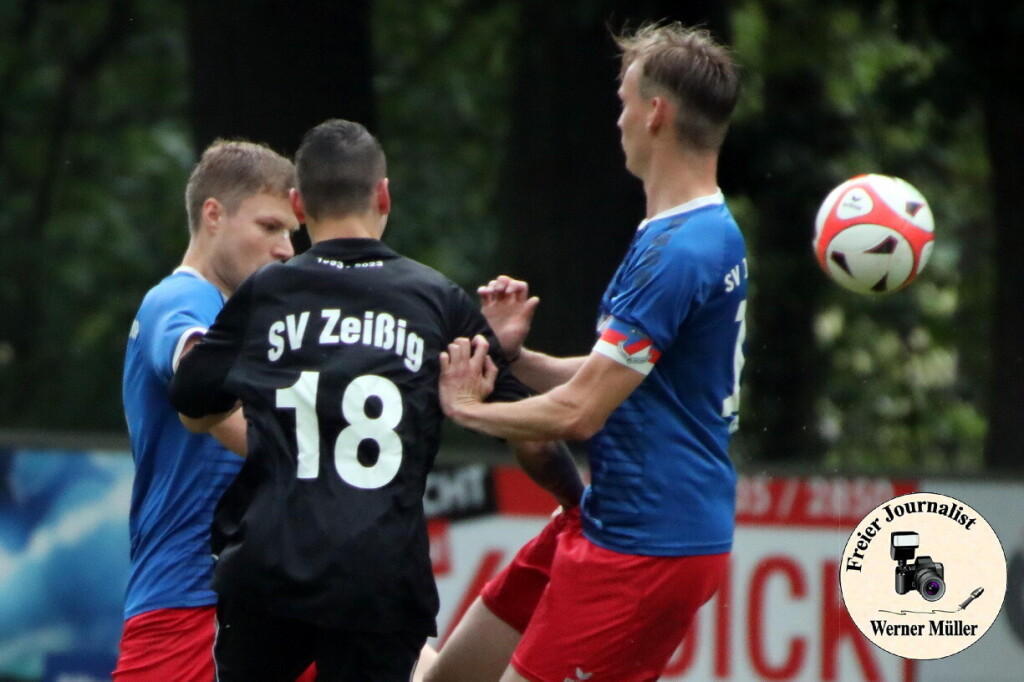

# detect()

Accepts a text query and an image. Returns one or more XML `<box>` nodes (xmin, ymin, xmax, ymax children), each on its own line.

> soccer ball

<box><xmin>813</xmin><ymin>174</ymin><xmax>935</xmax><ymax>294</ymax></box>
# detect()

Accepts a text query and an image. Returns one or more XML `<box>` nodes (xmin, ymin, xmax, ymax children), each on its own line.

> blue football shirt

<box><xmin>582</xmin><ymin>192</ymin><xmax>748</xmax><ymax>556</ymax></box>
<box><xmin>121</xmin><ymin>267</ymin><xmax>243</xmax><ymax>619</ymax></box>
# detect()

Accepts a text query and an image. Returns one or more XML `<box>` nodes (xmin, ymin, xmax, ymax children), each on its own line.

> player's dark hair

<box><xmin>616</xmin><ymin>22</ymin><xmax>740</xmax><ymax>151</ymax></box>
<box><xmin>295</xmin><ymin>119</ymin><xmax>387</xmax><ymax>221</ymax></box>
<box><xmin>185</xmin><ymin>140</ymin><xmax>295</xmax><ymax>235</ymax></box>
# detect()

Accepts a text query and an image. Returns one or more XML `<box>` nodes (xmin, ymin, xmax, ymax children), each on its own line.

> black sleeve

<box><xmin>446</xmin><ymin>283</ymin><xmax>530</xmax><ymax>403</ymax></box>
<box><xmin>169</xmin><ymin>275</ymin><xmax>253</xmax><ymax>418</ymax></box>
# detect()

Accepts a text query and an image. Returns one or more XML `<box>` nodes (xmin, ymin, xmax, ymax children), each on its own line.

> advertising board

<box><xmin>2</xmin><ymin>450</ymin><xmax>1022</xmax><ymax>681</ymax></box>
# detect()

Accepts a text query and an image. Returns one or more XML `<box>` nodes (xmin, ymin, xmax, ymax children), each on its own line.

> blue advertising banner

<box><xmin>0</xmin><ymin>449</ymin><xmax>493</xmax><ymax>682</ymax></box>
<box><xmin>0</xmin><ymin>449</ymin><xmax>132</xmax><ymax>682</ymax></box>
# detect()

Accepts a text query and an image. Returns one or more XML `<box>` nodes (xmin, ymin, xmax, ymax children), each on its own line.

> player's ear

<box><xmin>647</xmin><ymin>96</ymin><xmax>670</xmax><ymax>134</ymax></box>
<box><xmin>201</xmin><ymin>198</ymin><xmax>223</xmax><ymax>234</ymax></box>
<box><xmin>289</xmin><ymin>188</ymin><xmax>306</xmax><ymax>224</ymax></box>
<box><xmin>376</xmin><ymin>178</ymin><xmax>391</xmax><ymax>217</ymax></box>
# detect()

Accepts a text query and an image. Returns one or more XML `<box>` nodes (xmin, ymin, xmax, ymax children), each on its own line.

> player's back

<box><xmin>193</xmin><ymin>237</ymin><xmax>514</xmax><ymax>636</ymax></box>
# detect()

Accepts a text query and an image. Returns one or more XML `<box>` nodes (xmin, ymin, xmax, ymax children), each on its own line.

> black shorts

<box><xmin>213</xmin><ymin>597</ymin><xmax>426</xmax><ymax>682</ymax></box>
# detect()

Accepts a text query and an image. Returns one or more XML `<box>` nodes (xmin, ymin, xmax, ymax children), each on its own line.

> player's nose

<box><xmin>274</xmin><ymin>233</ymin><xmax>296</xmax><ymax>260</ymax></box>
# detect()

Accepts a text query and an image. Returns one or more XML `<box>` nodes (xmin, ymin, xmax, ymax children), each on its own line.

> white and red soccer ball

<box><xmin>813</xmin><ymin>174</ymin><xmax>935</xmax><ymax>294</ymax></box>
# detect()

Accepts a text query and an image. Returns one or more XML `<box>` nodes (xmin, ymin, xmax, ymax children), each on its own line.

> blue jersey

<box><xmin>582</xmin><ymin>193</ymin><xmax>747</xmax><ymax>556</ymax></box>
<box><xmin>121</xmin><ymin>268</ymin><xmax>243</xmax><ymax>620</ymax></box>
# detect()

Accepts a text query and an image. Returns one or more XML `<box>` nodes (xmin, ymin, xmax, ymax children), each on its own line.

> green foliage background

<box><xmin>726</xmin><ymin>0</ymin><xmax>991</xmax><ymax>470</ymax></box>
<box><xmin>0</xmin><ymin>1</ymin><xmax>193</xmax><ymax>430</ymax></box>
<box><xmin>0</xmin><ymin>0</ymin><xmax>997</xmax><ymax>471</ymax></box>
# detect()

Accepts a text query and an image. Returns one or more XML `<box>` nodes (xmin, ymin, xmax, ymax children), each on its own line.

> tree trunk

<box><xmin>720</xmin><ymin>2</ymin><xmax>853</xmax><ymax>464</ymax></box>
<box><xmin>980</xmin><ymin>4</ymin><xmax>1024</xmax><ymax>469</ymax></box>
<box><xmin>186</xmin><ymin>0</ymin><xmax>374</xmax><ymax>252</ymax></box>
<box><xmin>915</xmin><ymin>0</ymin><xmax>1024</xmax><ymax>469</ymax></box>
<box><xmin>186</xmin><ymin>0</ymin><xmax>375</xmax><ymax>156</ymax></box>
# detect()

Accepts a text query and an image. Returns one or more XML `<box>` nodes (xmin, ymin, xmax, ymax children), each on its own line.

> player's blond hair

<box><xmin>615</xmin><ymin>22</ymin><xmax>740</xmax><ymax>151</ymax></box>
<box><xmin>185</xmin><ymin>140</ymin><xmax>295</xmax><ymax>234</ymax></box>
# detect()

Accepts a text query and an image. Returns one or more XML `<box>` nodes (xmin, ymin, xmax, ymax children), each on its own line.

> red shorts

<box><xmin>113</xmin><ymin>606</ymin><xmax>316</xmax><ymax>682</ymax></box>
<box><xmin>480</xmin><ymin>507</ymin><xmax>578</xmax><ymax>633</ymax></box>
<box><xmin>484</xmin><ymin>509</ymin><xmax>728</xmax><ymax>682</ymax></box>
<box><xmin>113</xmin><ymin>607</ymin><xmax>218</xmax><ymax>682</ymax></box>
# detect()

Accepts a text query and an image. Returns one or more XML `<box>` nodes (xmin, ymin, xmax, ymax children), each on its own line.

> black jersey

<box><xmin>169</xmin><ymin>238</ymin><xmax>525</xmax><ymax>636</ymax></box>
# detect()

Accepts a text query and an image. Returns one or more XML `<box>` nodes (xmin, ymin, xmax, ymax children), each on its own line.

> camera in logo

<box><xmin>891</xmin><ymin>531</ymin><xmax>946</xmax><ymax>602</ymax></box>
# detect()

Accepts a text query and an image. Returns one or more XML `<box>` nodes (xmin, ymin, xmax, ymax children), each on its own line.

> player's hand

<box><xmin>439</xmin><ymin>335</ymin><xmax>498</xmax><ymax>421</ymax></box>
<box><xmin>476</xmin><ymin>275</ymin><xmax>538</xmax><ymax>362</ymax></box>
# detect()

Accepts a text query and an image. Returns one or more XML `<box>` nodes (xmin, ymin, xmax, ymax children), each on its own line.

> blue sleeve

<box><xmin>170</xmin><ymin>276</ymin><xmax>252</xmax><ymax>418</ymax></box>
<box><xmin>606</xmin><ymin>234</ymin><xmax>706</xmax><ymax>353</ymax></box>
<box><xmin>146</xmin><ymin>279</ymin><xmax>223</xmax><ymax>383</ymax></box>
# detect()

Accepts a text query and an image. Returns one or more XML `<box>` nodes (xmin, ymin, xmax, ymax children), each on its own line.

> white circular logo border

<box><xmin>839</xmin><ymin>491</ymin><xmax>1007</xmax><ymax>660</ymax></box>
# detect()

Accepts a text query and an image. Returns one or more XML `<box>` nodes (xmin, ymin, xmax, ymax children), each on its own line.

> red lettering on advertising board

<box><xmin>736</xmin><ymin>477</ymin><xmax>918</xmax><ymax>528</ymax></box>
<box><xmin>748</xmin><ymin>557</ymin><xmax>807</xmax><ymax>679</ymax></box>
<box><xmin>821</xmin><ymin>561</ymin><xmax>881</xmax><ymax>680</ymax></box>
<box><xmin>428</xmin><ymin>519</ymin><xmax>451</xmax><ymax>576</ymax></box>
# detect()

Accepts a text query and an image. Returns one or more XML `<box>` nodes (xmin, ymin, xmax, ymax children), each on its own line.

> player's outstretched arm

<box><xmin>509</xmin><ymin>440</ymin><xmax>584</xmax><ymax>510</ymax></box>
<box><xmin>440</xmin><ymin>336</ymin><xmax>645</xmax><ymax>442</ymax></box>
<box><xmin>505</xmin><ymin>348</ymin><xmax>586</xmax><ymax>394</ymax></box>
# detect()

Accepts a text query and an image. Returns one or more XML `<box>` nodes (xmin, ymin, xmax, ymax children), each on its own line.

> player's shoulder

<box><xmin>658</xmin><ymin>199</ymin><xmax>738</xmax><ymax>236</ymax></box>
<box><xmin>654</xmin><ymin>202</ymin><xmax>743</xmax><ymax>255</ymax></box>
<box><xmin>139</xmin><ymin>269</ymin><xmax>222</xmax><ymax>316</ymax></box>
<box><xmin>405</xmin><ymin>255</ymin><xmax>457</xmax><ymax>284</ymax></box>
<box><xmin>129</xmin><ymin>271</ymin><xmax>222</xmax><ymax>363</ymax></box>
<box><xmin>386</xmin><ymin>253</ymin><xmax>468</xmax><ymax>298</ymax></box>
<box><xmin>632</xmin><ymin>205</ymin><xmax>742</xmax><ymax>289</ymax></box>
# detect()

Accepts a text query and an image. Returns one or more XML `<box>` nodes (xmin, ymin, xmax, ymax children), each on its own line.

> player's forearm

<box><xmin>511</xmin><ymin>440</ymin><xmax>584</xmax><ymax>510</ymax></box>
<box><xmin>209</xmin><ymin>408</ymin><xmax>247</xmax><ymax>457</ymax></box>
<box><xmin>450</xmin><ymin>384</ymin><xmax>599</xmax><ymax>442</ymax></box>
<box><xmin>510</xmin><ymin>349</ymin><xmax>586</xmax><ymax>393</ymax></box>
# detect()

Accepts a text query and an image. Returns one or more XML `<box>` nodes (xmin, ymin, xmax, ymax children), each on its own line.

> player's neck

<box><xmin>307</xmin><ymin>215</ymin><xmax>384</xmax><ymax>244</ymax></box>
<box><xmin>641</xmin><ymin>148</ymin><xmax>720</xmax><ymax>218</ymax></box>
<box><xmin>180</xmin><ymin>238</ymin><xmax>231</xmax><ymax>297</ymax></box>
